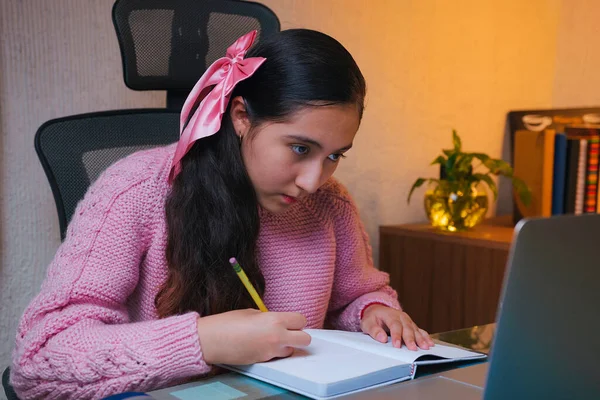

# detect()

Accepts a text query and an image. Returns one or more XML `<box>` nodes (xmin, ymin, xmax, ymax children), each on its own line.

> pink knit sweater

<box><xmin>11</xmin><ymin>144</ymin><xmax>400</xmax><ymax>399</ymax></box>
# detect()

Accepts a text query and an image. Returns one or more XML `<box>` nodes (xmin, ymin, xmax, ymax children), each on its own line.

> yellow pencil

<box><xmin>229</xmin><ymin>257</ymin><xmax>269</xmax><ymax>312</ymax></box>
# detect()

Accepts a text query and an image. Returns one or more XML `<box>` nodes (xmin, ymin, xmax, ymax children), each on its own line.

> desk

<box><xmin>145</xmin><ymin>324</ymin><xmax>495</xmax><ymax>400</ymax></box>
<box><xmin>379</xmin><ymin>216</ymin><xmax>513</xmax><ymax>333</ymax></box>
<box><xmin>431</xmin><ymin>323</ymin><xmax>494</xmax><ymax>355</ymax></box>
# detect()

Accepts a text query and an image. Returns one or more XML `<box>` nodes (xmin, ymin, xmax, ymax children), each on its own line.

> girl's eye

<box><xmin>291</xmin><ymin>145</ymin><xmax>309</xmax><ymax>155</ymax></box>
<box><xmin>328</xmin><ymin>153</ymin><xmax>347</xmax><ymax>162</ymax></box>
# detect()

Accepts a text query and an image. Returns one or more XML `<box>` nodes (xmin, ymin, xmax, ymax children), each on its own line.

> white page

<box><xmin>237</xmin><ymin>337</ymin><xmax>407</xmax><ymax>385</ymax></box>
<box><xmin>223</xmin><ymin>330</ymin><xmax>484</xmax><ymax>398</ymax></box>
<box><xmin>228</xmin><ymin>336</ymin><xmax>413</xmax><ymax>398</ymax></box>
<box><xmin>305</xmin><ymin>329</ymin><xmax>484</xmax><ymax>364</ymax></box>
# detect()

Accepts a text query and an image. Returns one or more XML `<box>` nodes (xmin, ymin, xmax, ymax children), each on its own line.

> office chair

<box><xmin>3</xmin><ymin>1</ymin><xmax>279</xmax><ymax>398</ymax></box>
<box><xmin>38</xmin><ymin>0</ymin><xmax>279</xmax><ymax>240</ymax></box>
<box><xmin>34</xmin><ymin>109</ymin><xmax>181</xmax><ymax>240</ymax></box>
<box><xmin>2</xmin><ymin>368</ymin><xmax>17</xmax><ymax>400</ymax></box>
<box><xmin>112</xmin><ymin>0</ymin><xmax>280</xmax><ymax>110</ymax></box>
<box><xmin>4</xmin><ymin>113</ymin><xmax>181</xmax><ymax>400</ymax></box>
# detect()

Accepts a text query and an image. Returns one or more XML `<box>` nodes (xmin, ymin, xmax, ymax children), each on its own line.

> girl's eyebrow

<box><xmin>284</xmin><ymin>135</ymin><xmax>353</xmax><ymax>152</ymax></box>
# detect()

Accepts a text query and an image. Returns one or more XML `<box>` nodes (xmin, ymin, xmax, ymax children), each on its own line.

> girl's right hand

<box><xmin>196</xmin><ymin>309</ymin><xmax>311</xmax><ymax>365</ymax></box>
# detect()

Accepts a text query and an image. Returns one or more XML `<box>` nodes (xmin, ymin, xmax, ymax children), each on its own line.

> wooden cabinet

<box><xmin>379</xmin><ymin>216</ymin><xmax>514</xmax><ymax>334</ymax></box>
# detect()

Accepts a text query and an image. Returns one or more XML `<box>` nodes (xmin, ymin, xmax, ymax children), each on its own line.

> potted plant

<box><xmin>407</xmin><ymin>130</ymin><xmax>531</xmax><ymax>231</ymax></box>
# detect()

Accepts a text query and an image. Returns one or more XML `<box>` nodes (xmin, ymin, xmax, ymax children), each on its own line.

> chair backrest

<box><xmin>35</xmin><ymin>110</ymin><xmax>180</xmax><ymax>240</ymax></box>
<box><xmin>112</xmin><ymin>0</ymin><xmax>280</xmax><ymax>109</ymax></box>
<box><xmin>2</xmin><ymin>367</ymin><xmax>18</xmax><ymax>400</ymax></box>
<box><xmin>36</xmin><ymin>0</ymin><xmax>280</xmax><ymax>240</ymax></box>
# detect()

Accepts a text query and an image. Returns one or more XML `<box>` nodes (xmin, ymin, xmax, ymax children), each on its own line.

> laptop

<box><xmin>350</xmin><ymin>213</ymin><xmax>600</xmax><ymax>399</ymax></box>
<box><xmin>482</xmin><ymin>213</ymin><xmax>600</xmax><ymax>399</ymax></box>
<box><xmin>148</xmin><ymin>214</ymin><xmax>600</xmax><ymax>399</ymax></box>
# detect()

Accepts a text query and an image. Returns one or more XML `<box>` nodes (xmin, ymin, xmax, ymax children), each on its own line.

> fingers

<box><xmin>420</xmin><ymin>328</ymin><xmax>435</xmax><ymax>347</ymax></box>
<box><xmin>275</xmin><ymin>346</ymin><xmax>295</xmax><ymax>359</ymax></box>
<box><xmin>284</xmin><ymin>330</ymin><xmax>312</xmax><ymax>348</ymax></box>
<box><xmin>276</xmin><ymin>312</ymin><xmax>307</xmax><ymax>330</ymax></box>
<box><xmin>361</xmin><ymin>313</ymin><xmax>389</xmax><ymax>343</ymax></box>
<box><xmin>382</xmin><ymin>312</ymin><xmax>425</xmax><ymax>351</ymax></box>
<box><xmin>275</xmin><ymin>332</ymin><xmax>311</xmax><ymax>360</ymax></box>
<box><xmin>401</xmin><ymin>323</ymin><xmax>418</xmax><ymax>350</ymax></box>
<box><xmin>371</xmin><ymin>326</ymin><xmax>389</xmax><ymax>343</ymax></box>
<box><xmin>386</xmin><ymin>320</ymin><xmax>404</xmax><ymax>348</ymax></box>
<box><xmin>381</xmin><ymin>312</ymin><xmax>411</xmax><ymax>349</ymax></box>
<box><xmin>361</xmin><ymin>306</ymin><xmax>436</xmax><ymax>352</ymax></box>
<box><xmin>413</xmin><ymin>329</ymin><xmax>430</xmax><ymax>350</ymax></box>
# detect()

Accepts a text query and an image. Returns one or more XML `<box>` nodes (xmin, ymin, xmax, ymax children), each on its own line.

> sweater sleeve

<box><xmin>325</xmin><ymin>187</ymin><xmax>401</xmax><ymax>332</ymax></box>
<box><xmin>11</xmin><ymin>165</ymin><xmax>209</xmax><ymax>399</ymax></box>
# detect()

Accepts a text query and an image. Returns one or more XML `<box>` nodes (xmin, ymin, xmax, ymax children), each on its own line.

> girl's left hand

<box><xmin>360</xmin><ymin>304</ymin><xmax>435</xmax><ymax>351</ymax></box>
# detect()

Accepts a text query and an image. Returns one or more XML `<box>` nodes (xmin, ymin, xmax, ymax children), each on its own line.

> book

<box><xmin>507</xmin><ymin>107</ymin><xmax>600</xmax><ymax>222</ymax></box>
<box><xmin>551</xmin><ymin>133</ymin><xmax>568</xmax><ymax>215</ymax></box>
<box><xmin>513</xmin><ymin>129</ymin><xmax>556</xmax><ymax>218</ymax></box>
<box><xmin>584</xmin><ymin>136</ymin><xmax>599</xmax><ymax>213</ymax></box>
<box><xmin>221</xmin><ymin>329</ymin><xmax>486</xmax><ymax>399</ymax></box>
<box><xmin>565</xmin><ymin>125</ymin><xmax>600</xmax><ymax>214</ymax></box>
<box><xmin>575</xmin><ymin>140</ymin><xmax>589</xmax><ymax>215</ymax></box>
<box><xmin>564</xmin><ymin>138</ymin><xmax>582</xmax><ymax>214</ymax></box>
<box><xmin>508</xmin><ymin>107</ymin><xmax>600</xmax><ymax>153</ymax></box>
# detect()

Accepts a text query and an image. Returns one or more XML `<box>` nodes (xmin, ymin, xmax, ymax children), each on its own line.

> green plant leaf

<box><xmin>445</xmin><ymin>153</ymin><xmax>458</xmax><ymax>180</ymax></box>
<box><xmin>456</xmin><ymin>154</ymin><xmax>474</xmax><ymax>175</ymax></box>
<box><xmin>407</xmin><ymin>178</ymin><xmax>426</xmax><ymax>204</ymax></box>
<box><xmin>489</xmin><ymin>159</ymin><xmax>513</xmax><ymax>176</ymax></box>
<box><xmin>452</xmin><ymin>129</ymin><xmax>462</xmax><ymax>152</ymax></box>
<box><xmin>472</xmin><ymin>173</ymin><xmax>498</xmax><ymax>200</ymax></box>
<box><xmin>407</xmin><ymin>178</ymin><xmax>439</xmax><ymax>204</ymax></box>
<box><xmin>442</xmin><ymin>149</ymin><xmax>455</xmax><ymax>157</ymax></box>
<box><xmin>480</xmin><ymin>159</ymin><xmax>498</xmax><ymax>174</ymax></box>
<box><xmin>512</xmin><ymin>176</ymin><xmax>532</xmax><ymax>206</ymax></box>
<box><xmin>470</xmin><ymin>153</ymin><xmax>490</xmax><ymax>164</ymax></box>
<box><xmin>431</xmin><ymin>155</ymin><xmax>446</xmax><ymax>166</ymax></box>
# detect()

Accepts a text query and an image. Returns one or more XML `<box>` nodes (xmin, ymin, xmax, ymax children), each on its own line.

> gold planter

<box><xmin>424</xmin><ymin>181</ymin><xmax>489</xmax><ymax>232</ymax></box>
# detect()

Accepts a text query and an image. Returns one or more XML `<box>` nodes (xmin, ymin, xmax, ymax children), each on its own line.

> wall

<box><xmin>0</xmin><ymin>0</ymin><xmax>597</xmax><ymax>391</ymax></box>
<box><xmin>259</xmin><ymin>0</ymin><xmax>562</xmax><ymax>225</ymax></box>
<box><xmin>553</xmin><ymin>0</ymin><xmax>600</xmax><ymax>107</ymax></box>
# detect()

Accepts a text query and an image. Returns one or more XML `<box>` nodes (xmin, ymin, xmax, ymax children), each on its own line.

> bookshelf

<box><xmin>509</xmin><ymin>108</ymin><xmax>600</xmax><ymax>219</ymax></box>
<box><xmin>379</xmin><ymin>216</ymin><xmax>513</xmax><ymax>334</ymax></box>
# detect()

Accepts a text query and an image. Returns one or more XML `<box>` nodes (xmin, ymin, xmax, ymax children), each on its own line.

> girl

<box><xmin>11</xmin><ymin>29</ymin><xmax>433</xmax><ymax>399</ymax></box>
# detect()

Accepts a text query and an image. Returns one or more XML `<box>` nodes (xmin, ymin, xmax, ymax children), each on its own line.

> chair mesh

<box><xmin>112</xmin><ymin>0</ymin><xmax>280</xmax><ymax>91</ymax></box>
<box><xmin>205</xmin><ymin>12</ymin><xmax>264</xmax><ymax>66</ymax></box>
<box><xmin>129</xmin><ymin>9</ymin><xmax>175</xmax><ymax>78</ymax></box>
<box><xmin>35</xmin><ymin>1</ymin><xmax>279</xmax><ymax>241</ymax></box>
<box><xmin>35</xmin><ymin>111</ymin><xmax>180</xmax><ymax>239</ymax></box>
<box><xmin>2</xmin><ymin>367</ymin><xmax>18</xmax><ymax>400</ymax></box>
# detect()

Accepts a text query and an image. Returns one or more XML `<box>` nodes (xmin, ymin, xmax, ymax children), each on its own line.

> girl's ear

<box><xmin>230</xmin><ymin>96</ymin><xmax>251</xmax><ymax>140</ymax></box>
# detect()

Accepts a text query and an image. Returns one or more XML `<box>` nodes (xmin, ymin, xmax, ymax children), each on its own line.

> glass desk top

<box><xmin>431</xmin><ymin>323</ymin><xmax>495</xmax><ymax>355</ymax></box>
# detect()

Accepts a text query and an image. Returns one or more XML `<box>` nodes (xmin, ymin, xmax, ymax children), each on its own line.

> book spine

<box><xmin>584</xmin><ymin>136</ymin><xmax>599</xmax><ymax>213</ymax></box>
<box><xmin>597</xmin><ymin>180</ymin><xmax>600</xmax><ymax>213</ymax></box>
<box><xmin>542</xmin><ymin>130</ymin><xmax>556</xmax><ymax>216</ymax></box>
<box><xmin>575</xmin><ymin>139</ymin><xmax>588</xmax><ymax>215</ymax></box>
<box><xmin>551</xmin><ymin>133</ymin><xmax>568</xmax><ymax>215</ymax></box>
<box><xmin>564</xmin><ymin>139</ymin><xmax>581</xmax><ymax>214</ymax></box>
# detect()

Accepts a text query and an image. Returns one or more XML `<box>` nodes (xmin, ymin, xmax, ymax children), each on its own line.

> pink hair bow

<box><xmin>169</xmin><ymin>30</ymin><xmax>266</xmax><ymax>182</ymax></box>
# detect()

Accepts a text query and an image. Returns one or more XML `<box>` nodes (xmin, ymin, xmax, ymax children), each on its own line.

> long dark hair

<box><xmin>156</xmin><ymin>29</ymin><xmax>367</xmax><ymax>318</ymax></box>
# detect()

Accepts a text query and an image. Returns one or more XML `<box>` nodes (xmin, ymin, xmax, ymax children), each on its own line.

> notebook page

<box><xmin>238</xmin><ymin>337</ymin><xmax>407</xmax><ymax>385</ymax></box>
<box><xmin>305</xmin><ymin>329</ymin><xmax>483</xmax><ymax>364</ymax></box>
<box><xmin>227</xmin><ymin>336</ymin><xmax>413</xmax><ymax>398</ymax></box>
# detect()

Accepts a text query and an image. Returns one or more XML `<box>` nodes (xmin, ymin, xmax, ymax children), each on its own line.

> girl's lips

<box><xmin>281</xmin><ymin>194</ymin><xmax>297</xmax><ymax>204</ymax></box>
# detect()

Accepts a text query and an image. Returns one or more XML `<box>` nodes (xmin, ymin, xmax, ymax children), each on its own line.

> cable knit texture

<box><xmin>12</xmin><ymin>143</ymin><xmax>400</xmax><ymax>399</ymax></box>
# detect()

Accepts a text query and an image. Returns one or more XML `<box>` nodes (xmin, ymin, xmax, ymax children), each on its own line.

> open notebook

<box><xmin>221</xmin><ymin>329</ymin><xmax>486</xmax><ymax>399</ymax></box>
